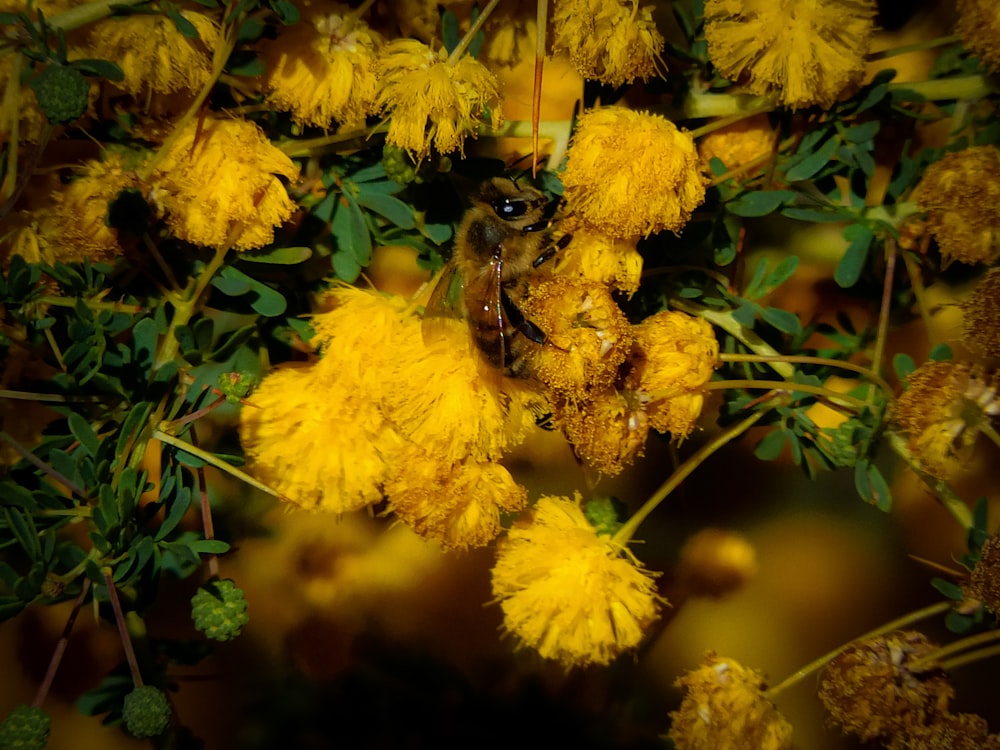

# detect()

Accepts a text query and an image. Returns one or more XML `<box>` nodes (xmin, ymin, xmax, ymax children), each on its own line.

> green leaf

<box><xmin>928</xmin><ymin>343</ymin><xmax>953</xmax><ymax>361</ymax></box>
<box><xmin>3</xmin><ymin>508</ymin><xmax>42</xmax><ymax>559</ymax></box>
<box><xmin>238</xmin><ymin>246</ymin><xmax>312</xmax><ymax>264</ymax></box>
<box><xmin>331</xmin><ymin>196</ymin><xmax>372</xmax><ymax>265</ymax></box>
<box><xmin>726</xmin><ymin>190</ymin><xmax>797</xmax><ymax>218</ymax></box>
<box><xmin>841</xmin><ymin>121</ymin><xmax>880</xmax><ymax>143</ymax></box>
<box><xmin>356</xmin><ymin>193</ymin><xmax>415</xmax><ymax>229</ymax></box>
<box><xmin>189</xmin><ymin>539</ymin><xmax>231</xmax><ymax>555</ymax></box>
<box><xmin>0</xmin><ymin>596</ymin><xmax>26</xmax><ymax>621</ymax></box>
<box><xmin>441</xmin><ymin>9</ymin><xmax>460</xmax><ymax>54</ymax></box>
<box><xmin>269</xmin><ymin>0</ymin><xmax>299</xmax><ymax>24</ymax></box>
<box><xmin>754</xmin><ymin>429</ymin><xmax>788</xmax><ymax>461</ymax></box>
<box><xmin>760</xmin><ymin>307</ymin><xmax>801</xmax><ymax>335</ymax></box>
<box><xmin>227</xmin><ymin>54</ymin><xmax>265</xmax><ymax>77</ymax></box>
<box><xmin>132</xmin><ymin>317</ymin><xmax>160</xmax><ymax>369</ymax></box>
<box><xmin>165</xmin><ymin>4</ymin><xmax>199</xmax><ymax>37</ymax></box>
<box><xmin>332</xmin><ymin>250</ymin><xmax>362</xmax><ymax>282</ymax></box>
<box><xmin>785</xmin><ymin>135</ymin><xmax>840</xmax><ymax>182</ymax></box>
<box><xmin>834</xmin><ymin>224</ymin><xmax>873</xmax><ymax>288</ymax></box>
<box><xmin>930</xmin><ymin>577</ymin><xmax>964</xmax><ymax>600</ymax></box>
<box><xmin>855</xmin><ymin>461</ymin><xmax>892</xmax><ymax>511</ymax></box>
<box><xmin>212</xmin><ymin>266</ymin><xmax>287</xmax><ymax>317</ymax></box>
<box><xmin>893</xmin><ymin>353</ymin><xmax>916</xmax><ymax>381</ymax></box>
<box><xmin>944</xmin><ymin>609</ymin><xmax>975</xmax><ymax>634</ymax></box>
<box><xmin>70</xmin><ymin>58</ymin><xmax>124</xmax><ymax>81</ymax></box>
<box><xmin>68</xmin><ymin>412</ymin><xmax>99</xmax><ymax>458</ymax></box>
<box><xmin>155</xmin><ymin>485</ymin><xmax>192</xmax><ymax>541</ymax></box>
<box><xmin>115</xmin><ymin>401</ymin><xmax>153</xmax><ymax>462</ymax></box>
<box><xmin>780</xmin><ymin>207</ymin><xmax>848</xmax><ymax>223</ymax></box>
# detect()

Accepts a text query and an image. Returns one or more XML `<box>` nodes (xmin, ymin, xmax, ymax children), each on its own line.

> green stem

<box><xmin>888</xmin><ymin>74</ymin><xmax>992</xmax><ymax>101</ymax></box>
<box><xmin>869</xmin><ymin>239</ymin><xmax>895</xmax><ymax>387</ymax></box>
<box><xmin>867</xmin><ymin>34</ymin><xmax>961</xmax><ymax>62</ymax></box>
<box><xmin>719</xmin><ymin>353</ymin><xmax>894</xmax><ymax>396</ymax></box>
<box><xmin>0</xmin><ymin>430</ymin><xmax>89</xmax><ymax>499</ymax></box>
<box><xmin>612</xmin><ymin>400</ymin><xmax>778</xmax><ymax>544</ymax></box>
<box><xmin>939</xmin><ymin>642</ymin><xmax>1000</xmax><ymax>672</ymax></box>
<box><xmin>766</xmin><ymin>599</ymin><xmax>952</xmax><ymax>698</ymax></box>
<box><xmin>702</xmin><ymin>379</ymin><xmax>869</xmax><ymax>409</ymax></box>
<box><xmin>47</xmin><ymin>0</ymin><xmax>147</xmax><ymax>33</ymax></box>
<box><xmin>689</xmin><ymin>105</ymin><xmax>772</xmax><ymax>139</ymax></box>
<box><xmin>446</xmin><ymin>0</ymin><xmax>500</xmax><ymax>64</ymax></box>
<box><xmin>911</xmin><ymin>628</ymin><xmax>1000</xmax><ymax>672</ymax></box>
<box><xmin>980</xmin><ymin>421</ymin><xmax>1000</xmax><ymax>452</ymax></box>
<box><xmin>671</xmin><ymin>301</ymin><xmax>796</xmax><ymax>380</ymax></box>
<box><xmin>886</xmin><ymin>431</ymin><xmax>973</xmax><ymax>530</ymax></box>
<box><xmin>37</xmin><ymin>296</ymin><xmax>146</xmax><ymax>314</ymax></box>
<box><xmin>152</xmin><ymin>428</ymin><xmax>281</xmax><ymax>499</ymax></box>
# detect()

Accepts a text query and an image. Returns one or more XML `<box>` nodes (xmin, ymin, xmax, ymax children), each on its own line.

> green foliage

<box><xmin>191</xmin><ymin>578</ymin><xmax>250</xmax><ymax>641</ymax></box>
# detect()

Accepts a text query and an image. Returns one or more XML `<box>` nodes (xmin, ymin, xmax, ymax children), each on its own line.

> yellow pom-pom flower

<box><xmin>962</xmin><ymin>269</ymin><xmax>1000</xmax><ymax>359</ymax></box>
<box><xmin>698</xmin><ymin>113</ymin><xmax>776</xmax><ymax>176</ymax></box>
<box><xmin>561</xmin><ymin>107</ymin><xmax>706</xmax><ymax>238</ymax></box>
<box><xmin>818</xmin><ymin>631</ymin><xmax>953</xmax><ymax>743</ymax></box>
<box><xmin>491</xmin><ymin>494</ymin><xmax>662</xmax><ymax>668</ymax></box>
<box><xmin>910</xmin><ymin>145</ymin><xmax>1000</xmax><ymax>265</ymax></box>
<box><xmin>239</xmin><ymin>362</ymin><xmax>398</xmax><ymax>513</ymax></box>
<box><xmin>891</xmin><ymin>360</ymin><xmax>1000</xmax><ymax>480</ymax></box>
<box><xmin>543</xmin><ymin>216</ymin><xmax>643</xmax><ymax>296</ymax></box>
<box><xmin>47</xmin><ymin>154</ymin><xmax>140</xmax><ymax>263</ymax></box>
<box><xmin>956</xmin><ymin>0</ymin><xmax>1000</xmax><ymax>72</ymax></box>
<box><xmin>704</xmin><ymin>0</ymin><xmax>876</xmax><ymax>110</ymax></box>
<box><xmin>373</xmin><ymin>39</ymin><xmax>502</xmax><ymax>161</ymax></box>
<box><xmin>148</xmin><ymin>115</ymin><xmax>299</xmax><ymax>250</ymax></box>
<box><xmin>385</xmin><ymin>449</ymin><xmax>528</xmax><ymax>550</ymax></box>
<box><xmin>520</xmin><ymin>276</ymin><xmax>633</xmax><ymax>402</ymax></box>
<box><xmin>625</xmin><ymin>310</ymin><xmax>719</xmax><ymax>438</ymax></box>
<box><xmin>258</xmin><ymin>2</ymin><xmax>383</xmax><ymax>128</ymax></box>
<box><xmin>551</xmin><ymin>0</ymin><xmax>664</xmax><ymax>88</ymax></box>
<box><xmin>555</xmin><ymin>388</ymin><xmax>650</xmax><ymax>476</ymax></box>
<box><xmin>668</xmin><ymin>653</ymin><xmax>793</xmax><ymax>750</ymax></box>
<box><xmin>86</xmin><ymin>10</ymin><xmax>218</xmax><ymax>99</ymax></box>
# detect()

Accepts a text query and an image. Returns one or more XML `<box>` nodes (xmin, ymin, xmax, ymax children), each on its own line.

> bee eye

<box><xmin>492</xmin><ymin>198</ymin><xmax>528</xmax><ymax>219</ymax></box>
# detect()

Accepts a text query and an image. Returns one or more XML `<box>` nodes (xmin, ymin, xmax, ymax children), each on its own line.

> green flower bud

<box><xmin>584</xmin><ymin>496</ymin><xmax>625</xmax><ymax>537</ymax></box>
<box><xmin>0</xmin><ymin>705</ymin><xmax>51</xmax><ymax>750</ymax></box>
<box><xmin>122</xmin><ymin>686</ymin><xmax>170</xmax><ymax>738</ymax></box>
<box><xmin>30</xmin><ymin>65</ymin><xmax>89</xmax><ymax>125</ymax></box>
<box><xmin>191</xmin><ymin>579</ymin><xmax>249</xmax><ymax>641</ymax></box>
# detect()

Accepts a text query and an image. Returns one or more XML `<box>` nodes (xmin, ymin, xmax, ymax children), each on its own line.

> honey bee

<box><xmin>425</xmin><ymin>177</ymin><xmax>565</xmax><ymax>375</ymax></box>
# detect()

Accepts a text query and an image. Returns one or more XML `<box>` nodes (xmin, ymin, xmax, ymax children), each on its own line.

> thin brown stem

<box><xmin>33</xmin><ymin>579</ymin><xmax>91</xmax><ymax>708</ymax></box>
<box><xmin>102</xmin><ymin>569</ymin><xmax>143</xmax><ymax>686</ymax></box>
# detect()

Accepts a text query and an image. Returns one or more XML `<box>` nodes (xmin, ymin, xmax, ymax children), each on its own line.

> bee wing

<box><xmin>421</xmin><ymin>260</ymin><xmax>465</xmax><ymax>348</ymax></box>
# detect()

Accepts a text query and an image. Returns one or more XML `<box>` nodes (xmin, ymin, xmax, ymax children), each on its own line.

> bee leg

<box><xmin>501</xmin><ymin>288</ymin><xmax>546</xmax><ymax>345</ymax></box>
<box><xmin>521</xmin><ymin>219</ymin><xmax>550</xmax><ymax>233</ymax></box>
<box><xmin>532</xmin><ymin>233</ymin><xmax>572</xmax><ymax>268</ymax></box>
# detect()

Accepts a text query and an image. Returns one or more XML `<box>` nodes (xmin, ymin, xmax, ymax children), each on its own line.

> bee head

<box><xmin>478</xmin><ymin>177</ymin><xmax>546</xmax><ymax>224</ymax></box>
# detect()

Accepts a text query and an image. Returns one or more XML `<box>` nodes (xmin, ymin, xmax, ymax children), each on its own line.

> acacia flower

<box><xmin>520</xmin><ymin>276</ymin><xmax>633</xmax><ymax>401</ymax></box>
<box><xmin>543</xmin><ymin>216</ymin><xmax>643</xmax><ymax>295</ymax></box>
<box><xmin>668</xmin><ymin>654</ymin><xmax>793</xmax><ymax>750</ymax></box>
<box><xmin>970</xmin><ymin>533</ymin><xmax>1000</xmax><ymax>613</ymax></box>
<box><xmin>239</xmin><ymin>362</ymin><xmax>398</xmax><ymax>513</ymax></box>
<box><xmin>47</xmin><ymin>153</ymin><xmax>140</xmax><ymax>263</ymax></box>
<box><xmin>385</xmin><ymin>449</ymin><xmax>527</xmax><ymax>550</ymax></box>
<box><xmin>887</xmin><ymin>711</ymin><xmax>1000</xmax><ymax>750</ymax></box>
<box><xmin>258</xmin><ymin>1</ymin><xmax>383</xmax><ymax>128</ymax></box>
<box><xmin>910</xmin><ymin>145</ymin><xmax>1000</xmax><ymax>265</ymax></box>
<box><xmin>818</xmin><ymin>631</ymin><xmax>953</xmax><ymax>742</ymax></box>
<box><xmin>551</xmin><ymin>0</ymin><xmax>664</xmax><ymax>88</ymax></box>
<box><xmin>373</xmin><ymin>39</ymin><xmax>502</xmax><ymax>161</ymax></box>
<box><xmin>698</xmin><ymin>113</ymin><xmax>776</xmax><ymax>176</ymax></box>
<box><xmin>491</xmin><ymin>494</ymin><xmax>662</xmax><ymax>668</ymax></box>
<box><xmin>891</xmin><ymin>361</ymin><xmax>1000</xmax><ymax>480</ymax></box>
<box><xmin>956</xmin><ymin>0</ymin><xmax>1000</xmax><ymax>72</ymax></box>
<box><xmin>962</xmin><ymin>269</ymin><xmax>1000</xmax><ymax>358</ymax></box>
<box><xmin>85</xmin><ymin>9</ymin><xmax>218</xmax><ymax>99</ymax></box>
<box><xmin>624</xmin><ymin>310</ymin><xmax>719</xmax><ymax>438</ymax></box>
<box><xmin>704</xmin><ymin>0</ymin><xmax>877</xmax><ymax>110</ymax></box>
<box><xmin>148</xmin><ymin>115</ymin><xmax>299</xmax><ymax>250</ymax></box>
<box><xmin>556</xmin><ymin>388</ymin><xmax>650</xmax><ymax>475</ymax></box>
<box><xmin>560</xmin><ymin>107</ymin><xmax>706</xmax><ymax>238</ymax></box>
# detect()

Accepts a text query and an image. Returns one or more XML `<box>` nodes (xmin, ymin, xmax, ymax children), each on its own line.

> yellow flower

<box><xmin>911</xmin><ymin>145</ymin><xmax>1000</xmax><ymax>265</ymax></box>
<box><xmin>561</xmin><ymin>107</ymin><xmax>706</xmax><ymax>238</ymax></box>
<box><xmin>46</xmin><ymin>153</ymin><xmax>140</xmax><ymax>263</ymax></box>
<box><xmin>625</xmin><ymin>310</ymin><xmax>718</xmax><ymax>439</ymax></box>
<box><xmin>385</xmin><ymin>448</ymin><xmax>527</xmax><ymax>550</ymax></box>
<box><xmin>551</xmin><ymin>0</ymin><xmax>664</xmax><ymax>88</ymax></box>
<box><xmin>891</xmin><ymin>361</ymin><xmax>999</xmax><ymax>480</ymax></box>
<box><xmin>239</xmin><ymin>362</ymin><xmax>398</xmax><ymax>513</ymax></box>
<box><xmin>668</xmin><ymin>654</ymin><xmax>793</xmax><ymax>750</ymax></box>
<box><xmin>149</xmin><ymin>115</ymin><xmax>299</xmax><ymax>250</ymax></box>
<box><xmin>888</xmin><ymin>712</ymin><xmax>999</xmax><ymax>750</ymax></box>
<box><xmin>962</xmin><ymin>269</ymin><xmax>1000</xmax><ymax>359</ymax></box>
<box><xmin>543</xmin><ymin>216</ymin><xmax>643</xmax><ymax>296</ymax></box>
<box><xmin>704</xmin><ymin>0</ymin><xmax>876</xmax><ymax>109</ymax></box>
<box><xmin>258</xmin><ymin>1</ymin><xmax>383</xmax><ymax>128</ymax></box>
<box><xmin>969</xmin><ymin>533</ymin><xmax>1000</xmax><ymax>613</ymax></box>
<box><xmin>85</xmin><ymin>10</ymin><xmax>218</xmax><ymax>99</ymax></box>
<box><xmin>491</xmin><ymin>494</ymin><xmax>661</xmax><ymax>668</ymax></box>
<box><xmin>698</xmin><ymin>113</ymin><xmax>776</xmax><ymax>176</ymax></box>
<box><xmin>520</xmin><ymin>276</ymin><xmax>633</xmax><ymax>401</ymax></box>
<box><xmin>956</xmin><ymin>0</ymin><xmax>1000</xmax><ymax>72</ymax></box>
<box><xmin>818</xmin><ymin>631</ymin><xmax>953</xmax><ymax>742</ymax></box>
<box><xmin>555</xmin><ymin>388</ymin><xmax>649</xmax><ymax>475</ymax></box>
<box><xmin>373</xmin><ymin>39</ymin><xmax>502</xmax><ymax>160</ymax></box>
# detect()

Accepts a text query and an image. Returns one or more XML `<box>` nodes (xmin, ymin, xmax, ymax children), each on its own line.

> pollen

<box><xmin>956</xmin><ymin>0</ymin><xmax>1000</xmax><ymax>72</ymax></box>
